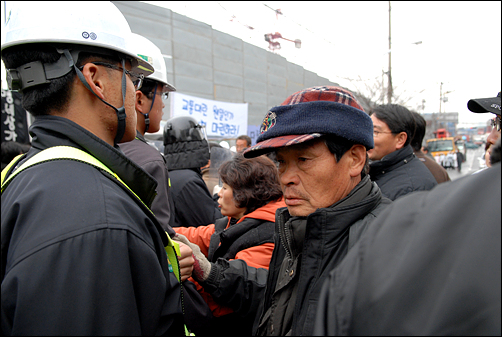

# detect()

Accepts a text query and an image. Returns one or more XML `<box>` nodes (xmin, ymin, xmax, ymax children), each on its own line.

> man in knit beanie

<box><xmin>175</xmin><ymin>86</ymin><xmax>392</xmax><ymax>336</ymax></box>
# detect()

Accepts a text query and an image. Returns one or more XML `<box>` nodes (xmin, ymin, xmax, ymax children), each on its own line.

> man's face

<box><xmin>275</xmin><ymin>138</ymin><xmax>354</xmax><ymax>217</ymax></box>
<box><xmin>236</xmin><ymin>139</ymin><xmax>249</xmax><ymax>153</ymax></box>
<box><xmin>367</xmin><ymin>115</ymin><xmax>403</xmax><ymax>161</ymax></box>
<box><xmin>107</xmin><ymin>60</ymin><xmax>137</xmax><ymax>143</ymax></box>
<box><xmin>485</xmin><ymin>115</ymin><xmax>501</xmax><ymax>167</ymax></box>
<box><xmin>141</xmin><ymin>83</ymin><xmax>166</xmax><ymax>134</ymax></box>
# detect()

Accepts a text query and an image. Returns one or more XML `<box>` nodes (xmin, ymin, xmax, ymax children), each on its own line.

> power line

<box><xmin>261</xmin><ymin>2</ymin><xmax>338</xmax><ymax>49</ymax></box>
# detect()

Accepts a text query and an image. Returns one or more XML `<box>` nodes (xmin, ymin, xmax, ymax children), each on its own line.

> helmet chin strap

<box><xmin>141</xmin><ymin>84</ymin><xmax>157</xmax><ymax>133</ymax></box>
<box><xmin>63</xmin><ymin>49</ymin><xmax>127</xmax><ymax>145</ymax></box>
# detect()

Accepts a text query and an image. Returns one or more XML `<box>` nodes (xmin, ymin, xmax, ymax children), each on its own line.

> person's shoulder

<box><xmin>120</xmin><ymin>138</ymin><xmax>164</xmax><ymax>165</ymax></box>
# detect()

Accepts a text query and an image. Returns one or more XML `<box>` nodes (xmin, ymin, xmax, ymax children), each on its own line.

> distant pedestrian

<box><xmin>236</xmin><ymin>134</ymin><xmax>252</xmax><ymax>153</ymax></box>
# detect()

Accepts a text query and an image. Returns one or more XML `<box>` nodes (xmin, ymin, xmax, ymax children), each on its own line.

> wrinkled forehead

<box><xmin>275</xmin><ymin>137</ymin><xmax>326</xmax><ymax>156</ymax></box>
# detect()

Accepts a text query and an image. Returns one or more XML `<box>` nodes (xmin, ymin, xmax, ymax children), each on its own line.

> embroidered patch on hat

<box><xmin>260</xmin><ymin>111</ymin><xmax>277</xmax><ymax>134</ymax></box>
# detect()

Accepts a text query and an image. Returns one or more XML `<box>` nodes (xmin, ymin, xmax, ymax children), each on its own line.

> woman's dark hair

<box><xmin>2</xmin><ymin>43</ymin><xmax>123</xmax><ymax>116</ymax></box>
<box><xmin>219</xmin><ymin>153</ymin><xmax>283</xmax><ymax>215</ymax></box>
<box><xmin>322</xmin><ymin>134</ymin><xmax>370</xmax><ymax>176</ymax></box>
<box><xmin>369</xmin><ymin>104</ymin><xmax>416</xmax><ymax>147</ymax></box>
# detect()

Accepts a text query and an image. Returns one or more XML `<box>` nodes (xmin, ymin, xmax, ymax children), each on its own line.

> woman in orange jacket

<box><xmin>174</xmin><ymin>153</ymin><xmax>285</xmax><ymax>335</ymax></box>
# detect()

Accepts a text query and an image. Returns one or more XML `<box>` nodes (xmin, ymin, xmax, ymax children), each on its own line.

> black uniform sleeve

<box><xmin>174</xmin><ymin>177</ymin><xmax>223</xmax><ymax>227</ymax></box>
<box><xmin>200</xmin><ymin>258</ymin><xmax>268</xmax><ymax>319</ymax></box>
<box><xmin>1</xmin><ymin>228</ymin><xmax>183</xmax><ymax>336</ymax></box>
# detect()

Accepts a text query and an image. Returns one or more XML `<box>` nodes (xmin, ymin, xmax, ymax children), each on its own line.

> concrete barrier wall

<box><xmin>113</xmin><ymin>1</ymin><xmax>338</xmax><ymax>144</ymax></box>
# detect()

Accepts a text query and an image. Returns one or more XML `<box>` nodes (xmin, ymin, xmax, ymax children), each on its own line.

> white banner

<box><xmin>170</xmin><ymin>92</ymin><xmax>248</xmax><ymax>138</ymax></box>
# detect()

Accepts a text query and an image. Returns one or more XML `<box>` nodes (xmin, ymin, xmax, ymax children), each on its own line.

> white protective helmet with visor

<box><xmin>1</xmin><ymin>1</ymin><xmax>154</xmax><ymax>144</ymax></box>
<box><xmin>130</xmin><ymin>33</ymin><xmax>176</xmax><ymax>132</ymax></box>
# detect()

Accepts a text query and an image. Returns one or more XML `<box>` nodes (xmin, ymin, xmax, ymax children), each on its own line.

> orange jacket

<box><xmin>174</xmin><ymin>198</ymin><xmax>286</xmax><ymax>316</ymax></box>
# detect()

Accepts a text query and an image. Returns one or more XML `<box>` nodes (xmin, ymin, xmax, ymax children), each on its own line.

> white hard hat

<box><xmin>1</xmin><ymin>1</ymin><xmax>153</xmax><ymax>76</ymax></box>
<box><xmin>130</xmin><ymin>33</ymin><xmax>176</xmax><ymax>92</ymax></box>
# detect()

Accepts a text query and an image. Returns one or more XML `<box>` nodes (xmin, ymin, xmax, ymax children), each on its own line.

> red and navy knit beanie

<box><xmin>243</xmin><ymin>86</ymin><xmax>374</xmax><ymax>158</ymax></box>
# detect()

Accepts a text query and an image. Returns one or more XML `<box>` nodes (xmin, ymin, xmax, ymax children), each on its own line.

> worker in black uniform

<box><xmin>1</xmin><ymin>2</ymin><xmax>189</xmax><ymax>335</ymax></box>
<box><xmin>164</xmin><ymin>115</ymin><xmax>223</xmax><ymax>227</ymax></box>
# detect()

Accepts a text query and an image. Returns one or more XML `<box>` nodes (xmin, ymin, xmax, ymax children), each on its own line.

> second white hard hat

<box><xmin>130</xmin><ymin>33</ymin><xmax>176</xmax><ymax>92</ymax></box>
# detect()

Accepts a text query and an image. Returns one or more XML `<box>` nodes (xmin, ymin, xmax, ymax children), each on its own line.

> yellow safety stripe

<box><xmin>0</xmin><ymin>146</ymin><xmax>181</xmax><ymax>277</ymax></box>
<box><xmin>1</xmin><ymin>153</ymin><xmax>24</xmax><ymax>188</ymax></box>
<box><xmin>2</xmin><ymin>145</ymin><xmax>190</xmax><ymax>335</ymax></box>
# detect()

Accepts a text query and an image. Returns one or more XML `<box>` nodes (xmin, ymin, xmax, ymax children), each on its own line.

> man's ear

<box><xmin>348</xmin><ymin>145</ymin><xmax>367</xmax><ymax>178</ymax></box>
<box><xmin>395</xmin><ymin>132</ymin><xmax>408</xmax><ymax>150</ymax></box>
<box><xmin>135</xmin><ymin>91</ymin><xmax>144</xmax><ymax>113</ymax></box>
<box><xmin>80</xmin><ymin>63</ymin><xmax>106</xmax><ymax>100</ymax></box>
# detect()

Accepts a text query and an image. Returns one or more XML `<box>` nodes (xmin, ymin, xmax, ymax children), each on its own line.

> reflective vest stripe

<box><xmin>1</xmin><ymin>145</ymin><xmax>190</xmax><ymax>334</ymax></box>
<box><xmin>0</xmin><ymin>146</ymin><xmax>182</xmax><ymax>281</ymax></box>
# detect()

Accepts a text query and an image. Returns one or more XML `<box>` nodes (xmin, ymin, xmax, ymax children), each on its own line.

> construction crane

<box><xmin>264</xmin><ymin>32</ymin><xmax>301</xmax><ymax>51</ymax></box>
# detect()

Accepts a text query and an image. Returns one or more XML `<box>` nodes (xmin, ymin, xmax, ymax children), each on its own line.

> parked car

<box><xmin>465</xmin><ymin>141</ymin><xmax>480</xmax><ymax>149</ymax></box>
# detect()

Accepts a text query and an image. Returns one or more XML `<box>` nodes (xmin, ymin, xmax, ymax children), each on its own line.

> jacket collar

<box><xmin>369</xmin><ymin>145</ymin><xmax>415</xmax><ymax>174</ymax></box>
<box><xmin>29</xmin><ymin>115</ymin><xmax>158</xmax><ymax>207</ymax></box>
<box><xmin>277</xmin><ymin>175</ymin><xmax>381</xmax><ymax>253</ymax></box>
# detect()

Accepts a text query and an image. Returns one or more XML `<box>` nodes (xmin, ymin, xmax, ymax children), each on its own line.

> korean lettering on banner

<box><xmin>1</xmin><ymin>89</ymin><xmax>30</xmax><ymax>144</ymax></box>
<box><xmin>172</xmin><ymin>92</ymin><xmax>247</xmax><ymax>138</ymax></box>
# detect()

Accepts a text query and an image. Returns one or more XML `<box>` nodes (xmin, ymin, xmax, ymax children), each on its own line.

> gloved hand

<box><xmin>172</xmin><ymin>233</ymin><xmax>212</xmax><ymax>282</ymax></box>
<box><xmin>176</xmin><ymin>241</ymin><xmax>194</xmax><ymax>282</ymax></box>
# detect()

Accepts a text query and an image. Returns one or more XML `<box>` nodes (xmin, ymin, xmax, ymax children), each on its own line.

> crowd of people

<box><xmin>1</xmin><ymin>2</ymin><xmax>500</xmax><ymax>336</ymax></box>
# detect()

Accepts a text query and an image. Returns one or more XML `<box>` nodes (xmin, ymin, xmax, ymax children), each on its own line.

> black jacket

<box><xmin>1</xmin><ymin>116</ymin><xmax>184</xmax><ymax>335</ymax></box>
<box><xmin>314</xmin><ymin>163</ymin><xmax>501</xmax><ymax>336</ymax></box>
<box><xmin>119</xmin><ymin>132</ymin><xmax>214</xmax><ymax>335</ymax></box>
<box><xmin>203</xmin><ymin>215</ymin><xmax>275</xmax><ymax>336</ymax></box>
<box><xmin>202</xmin><ymin>176</ymin><xmax>391</xmax><ymax>336</ymax></box>
<box><xmin>169</xmin><ymin>168</ymin><xmax>222</xmax><ymax>227</ymax></box>
<box><xmin>369</xmin><ymin>145</ymin><xmax>437</xmax><ymax>200</ymax></box>
<box><xmin>119</xmin><ymin>131</ymin><xmax>174</xmax><ymax>234</ymax></box>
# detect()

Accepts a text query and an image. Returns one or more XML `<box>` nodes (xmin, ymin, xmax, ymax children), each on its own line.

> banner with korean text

<box><xmin>170</xmin><ymin>92</ymin><xmax>248</xmax><ymax>139</ymax></box>
<box><xmin>1</xmin><ymin>89</ymin><xmax>30</xmax><ymax>144</ymax></box>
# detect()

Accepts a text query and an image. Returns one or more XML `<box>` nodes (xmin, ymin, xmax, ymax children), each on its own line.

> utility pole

<box><xmin>439</xmin><ymin>82</ymin><xmax>443</xmax><ymax>113</ymax></box>
<box><xmin>387</xmin><ymin>1</ymin><xmax>393</xmax><ymax>104</ymax></box>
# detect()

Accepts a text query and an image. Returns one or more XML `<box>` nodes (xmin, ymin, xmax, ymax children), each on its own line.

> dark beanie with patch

<box><xmin>243</xmin><ymin>86</ymin><xmax>373</xmax><ymax>158</ymax></box>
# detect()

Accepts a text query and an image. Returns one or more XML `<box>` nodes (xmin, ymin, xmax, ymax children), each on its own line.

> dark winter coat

<box><xmin>175</xmin><ymin>199</ymin><xmax>285</xmax><ymax>335</ymax></box>
<box><xmin>169</xmin><ymin>168</ymin><xmax>222</xmax><ymax>227</ymax></box>
<box><xmin>119</xmin><ymin>131</ymin><xmax>174</xmax><ymax>233</ymax></box>
<box><xmin>254</xmin><ymin>175</ymin><xmax>391</xmax><ymax>336</ymax></box>
<box><xmin>314</xmin><ymin>163</ymin><xmax>501</xmax><ymax>336</ymax></box>
<box><xmin>1</xmin><ymin>116</ymin><xmax>184</xmax><ymax>335</ymax></box>
<box><xmin>369</xmin><ymin>145</ymin><xmax>437</xmax><ymax>200</ymax></box>
<box><xmin>197</xmin><ymin>176</ymin><xmax>391</xmax><ymax>336</ymax></box>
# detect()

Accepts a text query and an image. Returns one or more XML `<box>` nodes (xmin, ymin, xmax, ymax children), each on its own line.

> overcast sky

<box><xmin>143</xmin><ymin>1</ymin><xmax>501</xmax><ymax>127</ymax></box>
<box><xmin>2</xmin><ymin>1</ymin><xmax>500</xmax><ymax>127</ymax></box>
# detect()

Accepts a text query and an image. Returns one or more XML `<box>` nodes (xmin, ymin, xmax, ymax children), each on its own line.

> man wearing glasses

<box><xmin>1</xmin><ymin>2</ymin><xmax>187</xmax><ymax>335</ymax></box>
<box><xmin>119</xmin><ymin>33</ymin><xmax>176</xmax><ymax>233</ymax></box>
<box><xmin>367</xmin><ymin>104</ymin><xmax>437</xmax><ymax>200</ymax></box>
<box><xmin>468</xmin><ymin>92</ymin><xmax>501</xmax><ymax>168</ymax></box>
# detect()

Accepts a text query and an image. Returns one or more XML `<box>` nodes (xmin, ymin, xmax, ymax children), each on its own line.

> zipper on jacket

<box><xmin>279</xmin><ymin>212</ymin><xmax>295</xmax><ymax>273</ymax></box>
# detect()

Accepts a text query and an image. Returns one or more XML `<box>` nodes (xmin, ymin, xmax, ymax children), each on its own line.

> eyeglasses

<box><xmin>490</xmin><ymin>116</ymin><xmax>501</xmax><ymax>132</ymax></box>
<box><xmin>82</xmin><ymin>62</ymin><xmax>144</xmax><ymax>90</ymax></box>
<box><xmin>373</xmin><ymin>130</ymin><xmax>395</xmax><ymax>137</ymax></box>
<box><xmin>148</xmin><ymin>91</ymin><xmax>169</xmax><ymax>100</ymax></box>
